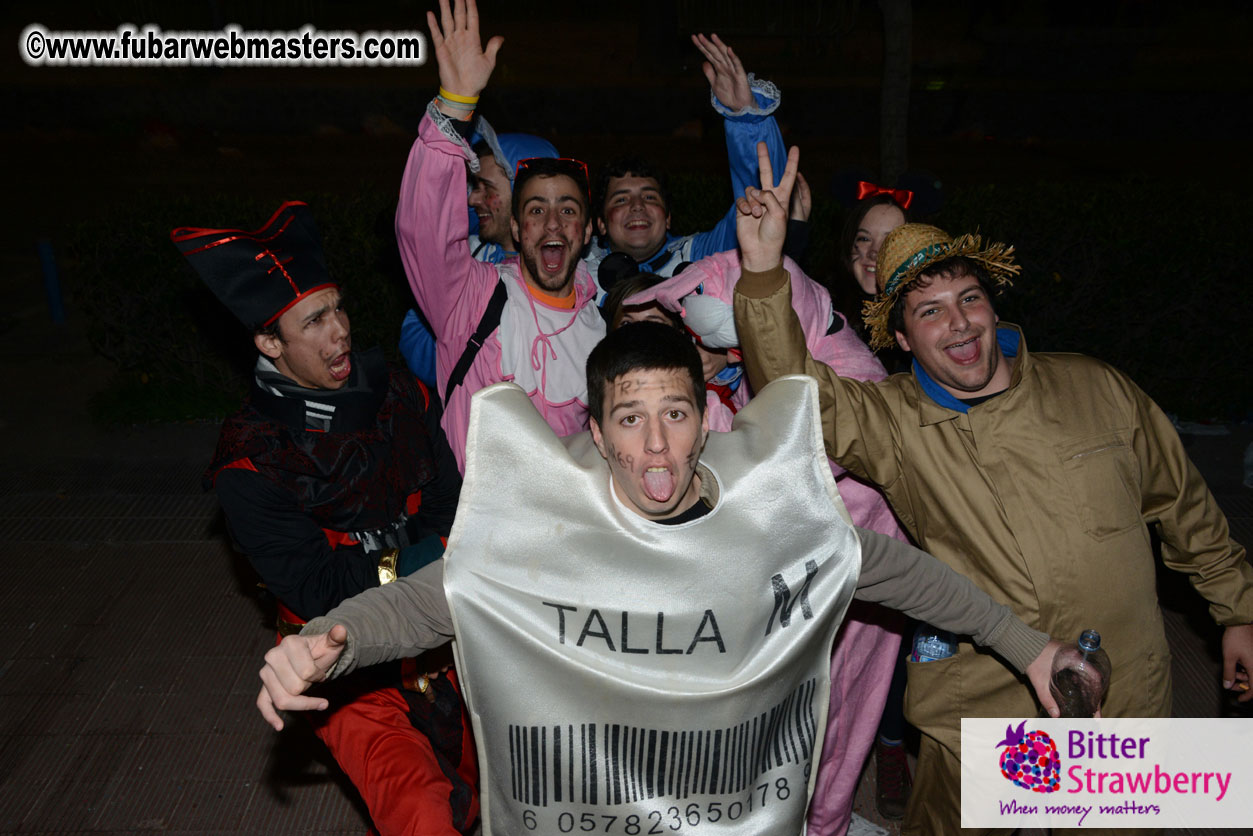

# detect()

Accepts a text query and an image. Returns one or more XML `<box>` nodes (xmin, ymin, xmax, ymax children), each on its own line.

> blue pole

<box><xmin>37</xmin><ymin>238</ymin><xmax>66</xmax><ymax>325</ymax></box>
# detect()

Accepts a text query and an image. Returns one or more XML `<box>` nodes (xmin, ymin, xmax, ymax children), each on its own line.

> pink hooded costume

<box><xmin>629</xmin><ymin>251</ymin><xmax>906</xmax><ymax>836</ymax></box>
<box><xmin>396</xmin><ymin>104</ymin><xmax>605</xmax><ymax>473</ymax></box>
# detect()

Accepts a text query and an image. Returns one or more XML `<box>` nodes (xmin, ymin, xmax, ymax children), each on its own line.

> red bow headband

<box><xmin>856</xmin><ymin>180</ymin><xmax>914</xmax><ymax>210</ymax></box>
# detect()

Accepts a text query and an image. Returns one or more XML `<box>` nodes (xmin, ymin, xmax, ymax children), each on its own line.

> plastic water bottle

<box><xmin>910</xmin><ymin>624</ymin><xmax>957</xmax><ymax>662</ymax></box>
<box><xmin>1049</xmin><ymin>629</ymin><xmax>1111</xmax><ymax>717</ymax></box>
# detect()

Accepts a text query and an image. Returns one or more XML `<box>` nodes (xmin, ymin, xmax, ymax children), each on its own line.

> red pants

<box><xmin>308</xmin><ymin>669</ymin><xmax>479</xmax><ymax>836</ymax></box>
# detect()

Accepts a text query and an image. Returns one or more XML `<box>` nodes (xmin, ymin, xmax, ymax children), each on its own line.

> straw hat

<box><xmin>861</xmin><ymin>223</ymin><xmax>1021</xmax><ymax>350</ymax></box>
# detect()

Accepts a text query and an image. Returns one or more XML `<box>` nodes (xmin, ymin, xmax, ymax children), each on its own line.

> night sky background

<box><xmin>2</xmin><ymin>0</ymin><xmax>1250</xmax><ymax>417</ymax></box>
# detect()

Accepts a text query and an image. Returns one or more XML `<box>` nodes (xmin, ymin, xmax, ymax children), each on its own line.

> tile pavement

<box><xmin>0</xmin><ymin>454</ymin><xmax>375</xmax><ymax>833</ymax></box>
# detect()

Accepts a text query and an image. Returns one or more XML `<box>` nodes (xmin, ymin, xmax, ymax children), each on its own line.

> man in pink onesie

<box><xmin>395</xmin><ymin>0</ymin><xmax>604</xmax><ymax>472</ymax></box>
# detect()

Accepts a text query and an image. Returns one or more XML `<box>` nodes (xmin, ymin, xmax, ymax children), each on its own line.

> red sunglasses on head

<box><xmin>514</xmin><ymin>157</ymin><xmax>591</xmax><ymax>202</ymax></box>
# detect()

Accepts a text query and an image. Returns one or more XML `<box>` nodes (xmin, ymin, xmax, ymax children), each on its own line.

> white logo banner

<box><xmin>961</xmin><ymin>718</ymin><xmax>1253</xmax><ymax>828</ymax></box>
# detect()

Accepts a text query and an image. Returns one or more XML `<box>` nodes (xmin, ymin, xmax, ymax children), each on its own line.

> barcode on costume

<box><xmin>507</xmin><ymin>678</ymin><xmax>817</xmax><ymax>808</ymax></box>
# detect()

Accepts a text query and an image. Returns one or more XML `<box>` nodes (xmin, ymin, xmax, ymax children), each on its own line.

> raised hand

<box><xmin>427</xmin><ymin>0</ymin><xmax>503</xmax><ymax>105</ymax></box>
<box><xmin>256</xmin><ymin>623</ymin><xmax>349</xmax><ymax>731</ymax></box>
<box><xmin>736</xmin><ymin>141</ymin><xmax>800</xmax><ymax>273</ymax></box>
<box><xmin>692</xmin><ymin>33</ymin><xmax>753</xmax><ymax>113</ymax></box>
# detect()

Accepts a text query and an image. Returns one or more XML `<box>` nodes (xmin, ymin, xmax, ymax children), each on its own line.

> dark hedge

<box><xmin>68</xmin><ymin>178</ymin><xmax>1247</xmax><ymax>423</ymax></box>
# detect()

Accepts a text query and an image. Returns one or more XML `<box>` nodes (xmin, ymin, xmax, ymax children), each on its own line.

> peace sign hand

<box><xmin>736</xmin><ymin>142</ymin><xmax>800</xmax><ymax>273</ymax></box>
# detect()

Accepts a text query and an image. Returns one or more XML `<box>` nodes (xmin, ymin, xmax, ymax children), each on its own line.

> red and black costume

<box><xmin>208</xmin><ymin>346</ymin><xmax>459</xmax><ymax>621</ymax></box>
<box><xmin>174</xmin><ymin>202</ymin><xmax>479</xmax><ymax>835</ymax></box>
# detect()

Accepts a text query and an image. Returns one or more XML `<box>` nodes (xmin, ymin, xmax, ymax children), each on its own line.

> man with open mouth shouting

<box><xmin>172</xmin><ymin>201</ymin><xmax>475</xmax><ymax>835</ymax></box>
<box><xmin>397</xmin><ymin>127</ymin><xmax>561</xmax><ymax>386</ymax></box>
<box><xmin>396</xmin><ymin>0</ymin><xmax>605</xmax><ymax>474</ymax></box>
<box><xmin>510</xmin><ymin>158</ymin><xmax>590</xmax><ymax>295</ymax></box>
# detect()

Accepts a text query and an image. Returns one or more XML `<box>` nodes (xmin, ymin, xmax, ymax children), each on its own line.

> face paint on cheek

<box><xmin>606</xmin><ymin>442</ymin><xmax>634</xmax><ymax>474</ymax></box>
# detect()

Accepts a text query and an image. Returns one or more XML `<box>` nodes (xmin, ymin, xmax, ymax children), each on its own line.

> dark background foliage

<box><xmin>69</xmin><ymin>175</ymin><xmax>1247</xmax><ymax>423</ymax></box>
<box><xmin>9</xmin><ymin>0</ymin><xmax>1251</xmax><ymax>423</ymax></box>
<box><xmin>69</xmin><ymin>192</ymin><xmax>413</xmax><ymax>422</ymax></box>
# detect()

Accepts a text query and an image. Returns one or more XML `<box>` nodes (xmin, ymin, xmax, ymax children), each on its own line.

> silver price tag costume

<box><xmin>444</xmin><ymin>376</ymin><xmax>860</xmax><ymax>834</ymax></box>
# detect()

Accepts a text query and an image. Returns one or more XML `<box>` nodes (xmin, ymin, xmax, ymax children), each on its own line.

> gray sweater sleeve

<box><xmin>303</xmin><ymin>530</ymin><xmax>1049</xmax><ymax>678</ymax></box>
<box><xmin>301</xmin><ymin>558</ymin><xmax>453</xmax><ymax>678</ymax></box>
<box><xmin>854</xmin><ymin>527</ymin><xmax>1049</xmax><ymax>673</ymax></box>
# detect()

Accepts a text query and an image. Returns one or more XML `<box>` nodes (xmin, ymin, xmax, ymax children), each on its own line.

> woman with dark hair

<box><xmin>840</xmin><ymin>192</ymin><xmax>909</xmax><ymax>297</ymax></box>
<box><xmin>830</xmin><ymin>186</ymin><xmax>927</xmax><ymax>395</ymax></box>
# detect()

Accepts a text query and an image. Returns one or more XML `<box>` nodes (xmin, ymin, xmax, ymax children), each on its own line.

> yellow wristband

<box><xmin>438</xmin><ymin>87</ymin><xmax>480</xmax><ymax>104</ymax></box>
<box><xmin>377</xmin><ymin>548</ymin><xmax>400</xmax><ymax>585</ymax></box>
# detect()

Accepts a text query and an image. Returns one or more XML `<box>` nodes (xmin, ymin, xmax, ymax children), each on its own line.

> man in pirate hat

<box><xmin>731</xmin><ymin>145</ymin><xmax>1253</xmax><ymax>835</ymax></box>
<box><xmin>172</xmin><ymin>201</ymin><xmax>478</xmax><ymax>835</ymax></box>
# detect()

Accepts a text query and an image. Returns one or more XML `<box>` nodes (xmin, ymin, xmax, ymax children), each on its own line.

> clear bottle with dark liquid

<box><xmin>1049</xmin><ymin>629</ymin><xmax>1111</xmax><ymax>718</ymax></box>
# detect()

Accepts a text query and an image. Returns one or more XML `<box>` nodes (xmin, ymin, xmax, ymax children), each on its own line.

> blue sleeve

<box><xmin>687</xmin><ymin>82</ymin><xmax>786</xmax><ymax>261</ymax></box>
<box><xmin>399</xmin><ymin>308</ymin><xmax>438</xmax><ymax>386</ymax></box>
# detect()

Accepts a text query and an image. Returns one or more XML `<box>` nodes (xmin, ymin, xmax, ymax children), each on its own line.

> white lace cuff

<box><xmin>425</xmin><ymin>98</ymin><xmax>479</xmax><ymax>172</ymax></box>
<box><xmin>711</xmin><ymin>73</ymin><xmax>781</xmax><ymax>118</ymax></box>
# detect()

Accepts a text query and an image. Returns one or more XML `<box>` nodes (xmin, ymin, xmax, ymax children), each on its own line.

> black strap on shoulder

<box><xmin>443</xmin><ymin>280</ymin><xmax>507</xmax><ymax>404</ymax></box>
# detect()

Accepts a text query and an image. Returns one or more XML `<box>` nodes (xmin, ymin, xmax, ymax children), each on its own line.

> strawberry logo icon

<box><xmin>995</xmin><ymin>721</ymin><xmax>1060</xmax><ymax>793</ymax></box>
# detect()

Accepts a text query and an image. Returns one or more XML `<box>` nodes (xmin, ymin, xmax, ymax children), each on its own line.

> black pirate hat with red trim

<box><xmin>171</xmin><ymin>201</ymin><xmax>336</xmax><ymax>331</ymax></box>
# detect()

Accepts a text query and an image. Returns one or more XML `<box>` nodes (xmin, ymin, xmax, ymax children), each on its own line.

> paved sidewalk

<box><xmin>0</xmin><ymin>296</ymin><xmax>373</xmax><ymax>833</ymax></box>
<box><xmin>0</xmin><ymin>299</ymin><xmax>1248</xmax><ymax>834</ymax></box>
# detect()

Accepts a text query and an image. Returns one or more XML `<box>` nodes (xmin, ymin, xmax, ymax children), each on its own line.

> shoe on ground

<box><xmin>875</xmin><ymin>739</ymin><xmax>912</xmax><ymax>821</ymax></box>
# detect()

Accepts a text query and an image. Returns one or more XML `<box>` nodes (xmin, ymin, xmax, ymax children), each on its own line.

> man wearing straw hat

<box><xmin>730</xmin><ymin>145</ymin><xmax>1253</xmax><ymax>835</ymax></box>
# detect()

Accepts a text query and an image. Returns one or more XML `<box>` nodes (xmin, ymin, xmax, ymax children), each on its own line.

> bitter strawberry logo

<box><xmin>996</xmin><ymin>721</ymin><xmax>1061</xmax><ymax>793</ymax></box>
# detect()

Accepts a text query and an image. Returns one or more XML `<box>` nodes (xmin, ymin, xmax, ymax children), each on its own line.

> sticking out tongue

<box><xmin>643</xmin><ymin>468</ymin><xmax>675</xmax><ymax>503</ymax></box>
<box><xmin>541</xmin><ymin>243</ymin><xmax>564</xmax><ymax>273</ymax></box>
<box><xmin>947</xmin><ymin>338</ymin><xmax>979</xmax><ymax>364</ymax></box>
